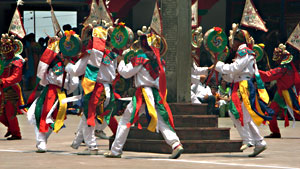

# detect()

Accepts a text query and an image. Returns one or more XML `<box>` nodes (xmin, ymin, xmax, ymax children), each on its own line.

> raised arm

<box><xmin>258</xmin><ymin>67</ymin><xmax>286</xmax><ymax>82</ymax></box>
<box><xmin>117</xmin><ymin>60</ymin><xmax>142</xmax><ymax>79</ymax></box>
<box><xmin>215</xmin><ymin>54</ymin><xmax>254</xmax><ymax>74</ymax></box>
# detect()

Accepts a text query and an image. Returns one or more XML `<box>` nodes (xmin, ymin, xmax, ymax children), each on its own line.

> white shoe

<box><xmin>77</xmin><ymin>148</ymin><xmax>98</xmax><ymax>155</ymax></box>
<box><xmin>169</xmin><ymin>145</ymin><xmax>184</xmax><ymax>159</ymax></box>
<box><xmin>248</xmin><ymin>145</ymin><xmax>267</xmax><ymax>157</ymax></box>
<box><xmin>103</xmin><ymin>151</ymin><xmax>122</xmax><ymax>158</ymax></box>
<box><xmin>95</xmin><ymin>130</ymin><xmax>109</xmax><ymax>139</ymax></box>
<box><xmin>70</xmin><ymin>140</ymin><xmax>80</xmax><ymax>149</ymax></box>
<box><xmin>240</xmin><ymin>143</ymin><xmax>253</xmax><ymax>151</ymax></box>
<box><xmin>36</xmin><ymin>141</ymin><xmax>47</xmax><ymax>153</ymax></box>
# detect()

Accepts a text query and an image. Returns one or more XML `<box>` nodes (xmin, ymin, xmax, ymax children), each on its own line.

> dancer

<box><xmin>0</xmin><ymin>34</ymin><xmax>27</xmax><ymax>140</ymax></box>
<box><xmin>27</xmin><ymin>36</ymin><xmax>79</xmax><ymax>152</ymax></box>
<box><xmin>215</xmin><ymin>27</ymin><xmax>273</xmax><ymax>157</ymax></box>
<box><xmin>259</xmin><ymin>44</ymin><xmax>300</xmax><ymax>138</ymax></box>
<box><xmin>104</xmin><ymin>28</ymin><xmax>183</xmax><ymax>159</ymax></box>
<box><xmin>66</xmin><ymin>23</ymin><xmax>119</xmax><ymax>155</ymax></box>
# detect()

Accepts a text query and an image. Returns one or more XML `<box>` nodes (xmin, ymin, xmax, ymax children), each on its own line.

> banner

<box><xmin>83</xmin><ymin>0</ymin><xmax>113</xmax><ymax>27</ymax></box>
<box><xmin>287</xmin><ymin>22</ymin><xmax>300</xmax><ymax>52</ymax></box>
<box><xmin>8</xmin><ymin>6</ymin><xmax>26</xmax><ymax>39</ymax></box>
<box><xmin>240</xmin><ymin>0</ymin><xmax>268</xmax><ymax>32</ymax></box>
<box><xmin>150</xmin><ymin>0</ymin><xmax>162</xmax><ymax>36</ymax></box>
<box><xmin>191</xmin><ymin>0</ymin><xmax>198</xmax><ymax>28</ymax></box>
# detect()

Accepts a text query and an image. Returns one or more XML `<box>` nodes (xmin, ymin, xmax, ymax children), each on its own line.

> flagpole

<box><xmin>34</xmin><ymin>11</ymin><xmax>36</xmax><ymax>38</ymax></box>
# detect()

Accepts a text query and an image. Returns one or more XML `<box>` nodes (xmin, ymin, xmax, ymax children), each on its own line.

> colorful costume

<box><xmin>105</xmin><ymin>31</ymin><xmax>183</xmax><ymax>159</ymax></box>
<box><xmin>66</xmin><ymin>25</ymin><xmax>119</xmax><ymax>154</ymax></box>
<box><xmin>0</xmin><ymin>34</ymin><xmax>26</xmax><ymax>140</ymax></box>
<box><xmin>259</xmin><ymin>44</ymin><xmax>300</xmax><ymax>138</ymax></box>
<box><xmin>27</xmin><ymin>38</ymin><xmax>79</xmax><ymax>152</ymax></box>
<box><xmin>215</xmin><ymin>29</ymin><xmax>273</xmax><ymax>157</ymax></box>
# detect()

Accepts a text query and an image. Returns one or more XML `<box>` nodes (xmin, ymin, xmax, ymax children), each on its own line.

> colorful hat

<box><xmin>204</xmin><ymin>27</ymin><xmax>228</xmax><ymax>53</ymax></box>
<box><xmin>273</xmin><ymin>43</ymin><xmax>293</xmax><ymax>65</ymax></box>
<box><xmin>234</xmin><ymin>29</ymin><xmax>251</xmax><ymax>44</ymax></box>
<box><xmin>59</xmin><ymin>30</ymin><xmax>82</xmax><ymax>58</ymax></box>
<box><xmin>0</xmin><ymin>33</ymin><xmax>23</xmax><ymax>56</ymax></box>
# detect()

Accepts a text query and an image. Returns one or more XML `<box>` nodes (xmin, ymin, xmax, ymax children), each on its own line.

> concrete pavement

<box><xmin>0</xmin><ymin>115</ymin><xmax>299</xmax><ymax>169</ymax></box>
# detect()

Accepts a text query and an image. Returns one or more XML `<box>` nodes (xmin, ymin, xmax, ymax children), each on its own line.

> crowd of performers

<box><xmin>0</xmin><ymin>19</ymin><xmax>299</xmax><ymax>160</ymax></box>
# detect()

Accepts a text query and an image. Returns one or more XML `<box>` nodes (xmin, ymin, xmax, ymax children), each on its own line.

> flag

<box><xmin>191</xmin><ymin>0</ymin><xmax>198</xmax><ymax>28</ymax></box>
<box><xmin>150</xmin><ymin>0</ymin><xmax>162</xmax><ymax>36</ymax></box>
<box><xmin>287</xmin><ymin>22</ymin><xmax>300</xmax><ymax>52</ymax></box>
<box><xmin>50</xmin><ymin>6</ymin><xmax>63</xmax><ymax>37</ymax></box>
<box><xmin>83</xmin><ymin>0</ymin><xmax>113</xmax><ymax>27</ymax></box>
<box><xmin>8</xmin><ymin>1</ymin><xmax>26</xmax><ymax>39</ymax></box>
<box><xmin>240</xmin><ymin>0</ymin><xmax>268</xmax><ymax>32</ymax></box>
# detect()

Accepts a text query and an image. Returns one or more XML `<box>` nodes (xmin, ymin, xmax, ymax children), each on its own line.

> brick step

<box><xmin>138</xmin><ymin>115</ymin><xmax>218</xmax><ymax>128</ymax></box>
<box><xmin>119</xmin><ymin>139</ymin><xmax>243</xmax><ymax>154</ymax></box>
<box><xmin>127</xmin><ymin>127</ymin><xmax>230</xmax><ymax>140</ymax></box>
<box><xmin>169</xmin><ymin>103</ymin><xmax>208</xmax><ymax>115</ymax></box>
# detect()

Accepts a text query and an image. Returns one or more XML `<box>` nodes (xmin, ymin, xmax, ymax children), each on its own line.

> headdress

<box><xmin>0</xmin><ymin>34</ymin><xmax>23</xmax><ymax>58</ymax></box>
<box><xmin>273</xmin><ymin>43</ymin><xmax>293</xmax><ymax>64</ymax></box>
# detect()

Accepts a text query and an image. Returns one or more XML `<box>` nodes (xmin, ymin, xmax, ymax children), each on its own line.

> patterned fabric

<box><xmin>236</xmin><ymin>47</ymin><xmax>255</xmax><ymax>58</ymax></box>
<box><xmin>130</xmin><ymin>53</ymin><xmax>166</xmax><ymax>80</ymax></box>
<box><xmin>102</xmin><ymin>49</ymin><xmax>118</xmax><ymax>65</ymax></box>
<box><xmin>127</xmin><ymin>87</ymin><xmax>174</xmax><ymax>132</ymax></box>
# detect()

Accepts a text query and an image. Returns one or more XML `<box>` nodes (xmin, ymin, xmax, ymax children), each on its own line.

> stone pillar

<box><xmin>162</xmin><ymin>0</ymin><xmax>191</xmax><ymax>103</ymax></box>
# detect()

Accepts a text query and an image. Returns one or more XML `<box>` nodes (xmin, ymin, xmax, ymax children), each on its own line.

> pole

<box><xmin>33</xmin><ymin>11</ymin><xmax>36</xmax><ymax>40</ymax></box>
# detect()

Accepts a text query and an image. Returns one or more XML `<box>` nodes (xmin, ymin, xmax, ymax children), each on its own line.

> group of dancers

<box><xmin>0</xmin><ymin>3</ymin><xmax>299</xmax><ymax>160</ymax></box>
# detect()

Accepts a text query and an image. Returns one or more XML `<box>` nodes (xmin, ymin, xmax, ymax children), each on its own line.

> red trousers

<box><xmin>108</xmin><ymin>116</ymin><xmax>118</xmax><ymax>135</ymax></box>
<box><xmin>0</xmin><ymin>101</ymin><xmax>21</xmax><ymax>137</ymax></box>
<box><xmin>268</xmin><ymin>101</ymin><xmax>285</xmax><ymax>134</ymax></box>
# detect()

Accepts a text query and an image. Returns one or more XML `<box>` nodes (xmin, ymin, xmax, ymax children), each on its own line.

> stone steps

<box><xmin>109</xmin><ymin>103</ymin><xmax>243</xmax><ymax>154</ymax></box>
<box><xmin>121</xmin><ymin>139</ymin><xmax>242</xmax><ymax>154</ymax></box>
<box><xmin>139</xmin><ymin>115</ymin><xmax>218</xmax><ymax>128</ymax></box>
<box><xmin>127</xmin><ymin>127</ymin><xmax>230</xmax><ymax>140</ymax></box>
<box><xmin>170</xmin><ymin>103</ymin><xmax>207</xmax><ymax>115</ymax></box>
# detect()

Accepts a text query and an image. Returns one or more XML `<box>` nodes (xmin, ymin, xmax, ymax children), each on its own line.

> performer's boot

<box><xmin>4</xmin><ymin>131</ymin><xmax>11</xmax><ymax>137</ymax></box>
<box><xmin>248</xmin><ymin>145</ymin><xmax>267</xmax><ymax>157</ymax></box>
<box><xmin>104</xmin><ymin>151</ymin><xmax>121</xmax><ymax>158</ymax></box>
<box><xmin>264</xmin><ymin>133</ymin><xmax>281</xmax><ymax>138</ymax></box>
<box><xmin>240</xmin><ymin>143</ymin><xmax>253</xmax><ymax>151</ymax></box>
<box><xmin>7</xmin><ymin>135</ymin><xmax>21</xmax><ymax>140</ymax></box>
<box><xmin>169</xmin><ymin>145</ymin><xmax>184</xmax><ymax>159</ymax></box>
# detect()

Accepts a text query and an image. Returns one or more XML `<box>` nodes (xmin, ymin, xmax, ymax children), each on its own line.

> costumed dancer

<box><xmin>26</xmin><ymin>35</ymin><xmax>79</xmax><ymax>153</ymax></box>
<box><xmin>0</xmin><ymin>34</ymin><xmax>27</xmax><ymax>140</ymax></box>
<box><xmin>259</xmin><ymin>44</ymin><xmax>300</xmax><ymax>138</ymax></box>
<box><xmin>215</xmin><ymin>25</ymin><xmax>273</xmax><ymax>157</ymax></box>
<box><xmin>66</xmin><ymin>21</ymin><xmax>119</xmax><ymax>155</ymax></box>
<box><xmin>104</xmin><ymin>27</ymin><xmax>184</xmax><ymax>159</ymax></box>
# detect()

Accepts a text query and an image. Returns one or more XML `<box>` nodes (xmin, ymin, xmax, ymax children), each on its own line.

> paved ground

<box><xmin>0</xmin><ymin>115</ymin><xmax>300</xmax><ymax>169</ymax></box>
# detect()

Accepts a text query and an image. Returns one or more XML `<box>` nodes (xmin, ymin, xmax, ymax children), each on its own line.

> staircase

<box><xmin>109</xmin><ymin>103</ymin><xmax>242</xmax><ymax>153</ymax></box>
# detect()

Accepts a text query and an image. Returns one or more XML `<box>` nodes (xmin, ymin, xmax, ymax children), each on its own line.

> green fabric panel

<box><xmin>34</xmin><ymin>86</ymin><xmax>49</xmax><ymax>129</ymax></box>
<box><xmin>103</xmin><ymin>85</ymin><xmax>117</xmax><ymax>125</ymax></box>
<box><xmin>152</xmin><ymin>87</ymin><xmax>174</xmax><ymax>131</ymax></box>
<box><xmin>229</xmin><ymin>100</ymin><xmax>240</xmax><ymax>119</ymax></box>
<box><xmin>273</xmin><ymin>91</ymin><xmax>287</xmax><ymax>109</ymax></box>
<box><xmin>85</xmin><ymin>64</ymin><xmax>99</xmax><ymax>81</ymax></box>
<box><xmin>83</xmin><ymin>93</ymin><xmax>92</xmax><ymax>119</ymax></box>
<box><xmin>129</xmin><ymin>95</ymin><xmax>137</xmax><ymax>124</ymax></box>
<box><xmin>255</xmin><ymin>74</ymin><xmax>265</xmax><ymax>89</ymax></box>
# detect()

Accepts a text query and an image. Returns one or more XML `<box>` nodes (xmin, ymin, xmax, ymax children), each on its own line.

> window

<box><xmin>23</xmin><ymin>11</ymin><xmax>77</xmax><ymax>40</ymax></box>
